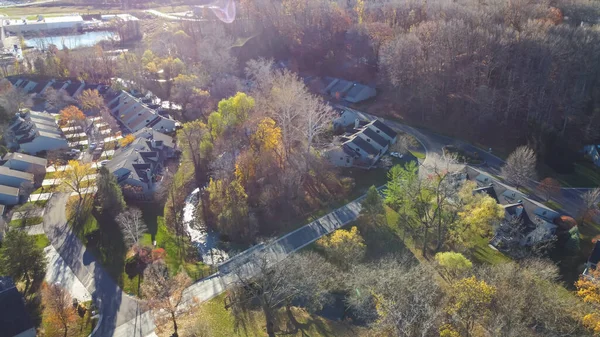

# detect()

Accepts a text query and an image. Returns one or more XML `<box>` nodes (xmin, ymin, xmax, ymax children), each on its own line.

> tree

<box><xmin>177</xmin><ymin>120</ymin><xmax>212</xmax><ymax>187</ymax></box>
<box><xmin>345</xmin><ymin>257</ymin><xmax>444</xmax><ymax>335</ymax></box>
<box><xmin>95</xmin><ymin>166</ymin><xmax>125</xmax><ymax>215</ymax></box>
<box><xmin>359</xmin><ymin>185</ymin><xmax>385</xmax><ymax>227</ymax></box>
<box><xmin>206</xmin><ymin>177</ymin><xmax>253</xmax><ymax>242</ymax></box>
<box><xmin>447</xmin><ymin>276</ymin><xmax>496</xmax><ymax>337</ymax></box>
<box><xmin>55</xmin><ymin>160</ymin><xmax>95</xmax><ymax>205</ymax></box>
<box><xmin>78</xmin><ymin>89</ymin><xmax>105</xmax><ymax>113</ymax></box>
<box><xmin>141</xmin><ymin>261</ymin><xmax>192</xmax><ymax>337</ymax></box>
<box><xmin>41</xmin><ymin>282</ymin><xmax>78</xmax><ymax>337</ymax></box>
<box><xmin>434</xmin><ymin>252</ymin><xmax>472</xmax><ymax>280</ymax></box>
<box><xmin>501</xmin><ymin>146</ymin><xmax>537</xmax><ymax>189</ymax></box>
<box><xmin>116</xmin><ymin>207</ymin><xmax>147</xmax><ymax>248</ymax></box>
<box><xmin>577</xmin><ymin>268</ymin><xmax>600</xmax><ymax>334</ymax></box>
<box><xmin>119</xmin><ymin>134</ymin><xmax>136</xmax><ymax>147</ymax></box>
<box><xmin>59</xmin><ymin>105</ymin><xmax>85</xmax><ymax>128</ymax></box>
<box><xmin>0</xmin><ymin>230</ymin><xmax>46</xmax><ymax>295</ymax></box>
<box><xmin>217</xmin><ymin>92</ymin><xmax>254</xmax><ymax>129</ymax></box>
<box><xmin>450</xmin><ymin>181</ymin><xmax>505</xmax><ymax>249</ymax></box>
<box><xmin>537</xmin><ymin>177</ymin><xmax>561</xmax><ymax>201</ymax></box>
<box><xmin>581</xmin><ymin>188</ymin><xmax>600</xmax><ymax>223</ymax></box>
<box><xmin>316</xmin><ymin>226</ymin><xmax>366</xmax><ymax>267</ymax></box>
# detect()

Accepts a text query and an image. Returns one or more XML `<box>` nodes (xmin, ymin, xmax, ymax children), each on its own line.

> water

<box><xmin>25</xmin><ymin>31</ymin><xmax>116</xmax><ymax>50</ymax></box>
<box><xmin>182</xmin><ymin>188</ymin><xmax>229</xmax><ymax>265</ymax></box>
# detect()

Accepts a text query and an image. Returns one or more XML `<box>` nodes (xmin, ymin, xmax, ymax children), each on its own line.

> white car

<box><xmin>100</xmin><ymin>160</ymin><xmax>109</xmax><ymax>167</ymax></box>
<box><xmin>390</xmin><ymin>152</ymin><xmax>404</xmax><ymax>159</ymax></box>
<box><xmin>89</xmin><ymin>143</ymin><xmax>97</xmax><ymax>150</ymax></box>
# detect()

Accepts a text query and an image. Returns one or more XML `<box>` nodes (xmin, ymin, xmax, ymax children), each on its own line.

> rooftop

<box><xmin>0</xmin><ymin>276</ymin><xmax>34</xmax><ymax>337</ymax></box>
<box><xmin>3</xmin><ymin>152</ymin><xmax>47</xmax><ymax>166</ymax></box>
<box><xmin>0</xmin><ymin>185</ymin><xmax>19</xmax><ymax>196</ymax></box>
<box><xmin>0</xmin><ymin>166</ymin><xmax>34</xmax><ymax>181</ymax></box>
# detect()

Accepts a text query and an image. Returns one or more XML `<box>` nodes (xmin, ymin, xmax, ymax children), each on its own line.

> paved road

<box><xmin>349</xmin><ymin>107</ymin><xmax>585</xmax><ymax>216</ymax></box>
<box><xmin>144</xmin><ymin>9</ymin><xmax>206</xmax><ymax>22</ymax></box>
<box><xmin>43</xmin><ymin>193</ymin><xmax>145</xmax><ymax>336</ymax></box>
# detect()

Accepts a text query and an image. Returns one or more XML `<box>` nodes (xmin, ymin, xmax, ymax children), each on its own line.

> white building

<box><xmin>2</xmin><ymin>15</ymin><xmax>84</xmax><ymax>34</ymax></box>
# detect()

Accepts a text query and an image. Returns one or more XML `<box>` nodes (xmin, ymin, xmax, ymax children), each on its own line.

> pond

<box><xmin>24</xmin><ymin>31</ymin><xmax>116</xmax><ymax>50</ymax></box>
<box><xmin>183</xmin><ymin>188</ymin><xmax>229</xmax><ymax>265</ymax></box>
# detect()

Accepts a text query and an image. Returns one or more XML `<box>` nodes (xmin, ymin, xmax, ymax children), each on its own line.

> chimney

<box><xmin>354</xmin><ymin>118</ymin><xmax>359</xmax><ymax>129</ymax></box>
<box><xmin>146</xmin><ymin>168</ymin><xmax>152</xmax><ymax>186</ymax></box>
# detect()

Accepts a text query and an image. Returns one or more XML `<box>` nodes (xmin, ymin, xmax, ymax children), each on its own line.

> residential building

<box><xmin>2</xmin><ymin>152</ymin><xmax>47</xmax><ymax>175</ymax></box>
<box><xmin>332</xmin><ymin>107</ymin><xmax>370</xmax><ymax>130</ymax></box>
<box><xmin>7</xmin><ymin>76</ymin><xmax>108</xmax><ymax>101</ymax></box>
<box><xmin>106</xmin><ymin>129</ymin><xmax>176</xmax><ymax>199</ymax></box>
<box><xmin>106</xmin><ymin>90</ymin><xmax>177</xmax><ymax>133</ymax></box>
<box><xmin>0</xmin><ymin>167</ymin><xmax>33</xmax><ymax>189</ymax></box>
<box><xmin>584</xmin><ymin>145</ymin><xmax>600</xmax><ymax>167</ymax></box>
<box><xmin>584</xmin><ymin>241</ymin><xmax>600</xmax><ymax>277</ymax></box>
<box><xmin>323</xmin><ymin>77</ymin><xmax>376</xmax><ymax>103</ymax></box>
<box><xmin>0</xmin><ymin>277</ymin><xmax>36</xmax><ymax>337</ymax></box>
<box><xmin>326</xmin><ymin>119</ymin><xmax>397</xmax><ymax>168</ymax></box>
<box><xmin>5</xmin><ymin>110</ymin><xmax>68</xmax><ymax>155</ymax></box>
<box><xmin>0</xmin><ymin>185</ymin><xmax>19</xmax><ymax>206</ymax></box>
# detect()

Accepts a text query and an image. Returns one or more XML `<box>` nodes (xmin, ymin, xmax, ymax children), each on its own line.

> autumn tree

<box><xmin>447</xmin><ymin>276</ymin><xmax>496</xmax><ymax>337</ymax></box>
<box><xmin>56</xmin><ymin>160</ymin><xmax>95</xmax><ymax>205</ymax></box>
<box><xmin>501</xmin><ymin>146</ymin><xmax>537</xmax><ymax>190</ymax></box>
<box><xmin>434</xmin><ymin>252</ymin><xmax>473</xmax><ymax>281</ymax></box>
<box><xmin>59</xmin><ymin>105</ymin><xmax>86</xmax><ymax>128</ymax></box>
<box><xmin>450</xmin><ymin>181</ymin><xmax>504</xmax><ymax>249</ymax></box>
<box><xmin>78</xmin><ymin>89</ymin><xmax>105</xmax><ymax>113</ymax></box>
<box><xmin>537</xmin><ymin>177</ymin><xmax>561</xmax><ymax>201</ymax></box>
<box><xmin>142</xmin><ymin>262</ymin><xmax>192</xmax><ymax>336</ymax></box>
<box><xmin>576</xmin><ymin>268</ymin><xmax>600</xmax><ymax>334</ymax></box>
<box><xmin>116</xmin><ymin>207</ymin><xmax>147</xmax><ymax>248</ymax></box>
<box><xmin>0</xmin><ymin>230</ymin><xmax>46</xmax><ymax>295</ymax></box>
<box><xmin>42</xmin><ymin>282</ymin><xmax>78</xmax><ymax>337</ymax></box>
<box><xmin>316</xmin><ymin>226</ymin><xmax>366</xmax><ymax>268</ymax></box>
<box><xmin>119</xmin><ymin>134</ymin><xmax>136</xmax><ymax>147</ymax></box>
<box><xmin>95</xmin><ymin>166</ymin><xmax>125</xmax><ymax>215</ymax></box>
<box><xmin>206</xmin><ymin>177</ymin><xmax>253</xmax><ymax>242</ymax></box>
<box><xmin>359</xmin><ymin>185</ymin><xmax>385</xmax><ymax>227</ymax></box>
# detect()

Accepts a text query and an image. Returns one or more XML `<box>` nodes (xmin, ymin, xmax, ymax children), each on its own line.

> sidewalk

<box><xmin>46</xmin><ymin>162</ymin><xmax>100</xmax><ymax>172</ymax></box>
<box><xmin>28</xmin><ymin>186</ymin><xmax>97</xmax><ymax>202</ymax></box>
<box><xmin>42</xmin><ymin>174</ymin><xmax>97</xmax><ymax>186</ymax></box>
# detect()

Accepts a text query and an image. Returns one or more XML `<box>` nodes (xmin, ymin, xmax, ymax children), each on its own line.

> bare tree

<box><xmin>141</xmin><ymin>261</ymin><xmax>192</xmax><ymax>337</ymax></box>
<box><xmin>581</xmin><ymin>188</ymin><xmax>600</xmax><ymax>223</ymax></box>
<box><xmin>41</xmin><ymin>282</ymin><xmax>78</xmax><ymax>337</ymax></box>
<box><xmin>501</xmin><ymin>146</ymin><xmax>537</xmax><ymax>190</ymax></box>
<box><xmin>115</xmin><ymin>207</ymin><xmax>147</xmax><ymax>247</ymax></box>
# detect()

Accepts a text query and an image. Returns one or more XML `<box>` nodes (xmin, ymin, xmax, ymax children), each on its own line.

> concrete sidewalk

<box><xmin>42</xmin><ymin>174</ymin><xmax>97</xmax><ymax>186</ymax></box>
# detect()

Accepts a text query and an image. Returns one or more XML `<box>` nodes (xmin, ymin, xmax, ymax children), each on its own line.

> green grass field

<box><xmin>32</xmin><ymin>234</ymin><xmax>50</xmax><ymax>249</ymax></box>
<box><xmin>10</xmin><ymin>216</ymin><xmax>43</xmax><ymax>228</ymax></box>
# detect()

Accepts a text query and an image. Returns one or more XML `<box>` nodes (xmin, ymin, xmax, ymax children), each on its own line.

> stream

<box><xmin>182</xmin><ymin>188</ymin><xmax>229</xmax><ymax>265</ymax></box>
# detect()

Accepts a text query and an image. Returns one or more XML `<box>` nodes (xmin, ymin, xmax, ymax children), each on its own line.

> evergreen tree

<box><xmin>95</xmin><ymin>166</ymin><xmax>126</xmax><ymax>215</ymax></box>
<box><xmin>360</xmin><ymin>185</ymin><xmax>386</xmax><ymax>227</ymax></box>
<box><xmin>0</xmin><ymin>230</ymin><xmax>46</xmax><ymax>295</ymax></box>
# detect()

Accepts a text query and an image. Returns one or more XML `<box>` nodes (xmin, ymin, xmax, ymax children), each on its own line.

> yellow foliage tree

<box><xmin>55</xmin><ymin>160</ymin><xmax>95</xmax><ymax>204</ymax></box>
<box><xmin>252</xmin><ymin>117</ymin><xmax>282</xmax><ymax>153</ymax></box>
<box><xmin>576</xmin><ymin>268</ymin><xmax>600</xmax><ymax>334</ymax></box>
<box><xmin>447</xmin><ymin>276</ymin><xmax>496</xmax><ymax>337</ymax></box>
<box><xmin>42</xmin><ymin>282</ymin><xmax>78</xmax><ymax>337</ymax></box>
<box><xmin>449</xmin><ymin>181</ymin><xmax>505</xmax><ymax>248</ymax></box>
<box><xmin>78</xmin><ymin>89</ymin><xmax>104</xmax><ymax>112</ymax></box>
<box><xmin>119</xmin><ymin>134</ymin><xmax>136</xmax><ymax>147</ymax></box>
<box><xmin>316</xmin><ymin>226</ymin><xmax>366</xmax><ymax>267</ymax></box>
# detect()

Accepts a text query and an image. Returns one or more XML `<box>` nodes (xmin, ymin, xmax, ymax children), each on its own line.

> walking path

<box><xmin>46</xmin><ymin>162</ymin><xmax>100</xmax><ymax>172</ymax></box>
<box><xmin>28</xmin><ymin>186</ymin><xmax>97</xmax><ymax>202</ymax></box>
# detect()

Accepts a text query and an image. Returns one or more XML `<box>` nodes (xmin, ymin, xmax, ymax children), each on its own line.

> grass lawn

<box><xmin>10</xmin><ymin>216</ymin><xmax>43</xmax><ymax>228</ymax></box>
<box><xmin>44</xmin><ymin>171</ymin><xmax>58</xmax><ymax>179</ymax></box>
<box><xmin>410</xmin><ymin>150</ymin><xmax>426</xmax><ymax>159</ymax></box>
<box><xmin>544</xmin><ymin>200</ymin><xmax>562</xmax><ymax>211</ymax></box>
<box><xmin>32</xmin><ymin>234</ymin><xmax>50</xmax><ymax>249</ymax></box>
<box><xmin>553</xmin><ymin>161</ymin><xmax>600</xmax><ymax>188</ymax></box>
<box><xmin>164</xmin><ymin>293</ymin><xmax>366</xmax><ymax>337</ymax></box>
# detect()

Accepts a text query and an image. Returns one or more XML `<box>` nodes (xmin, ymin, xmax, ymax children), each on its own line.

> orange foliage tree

<box><xmin>59</xmin><ymin>105</ymin><xmax>85</xmax><ymax>127</ymax></box>
<box><xmin>42</xmin><ymin>282</ymin><xmax>78</xmax><ymax>337</ymax></box>
<box><xmin>119</xmin><ymin>134</ymin><xmax>136</xmax><ymax>147</ymax></box>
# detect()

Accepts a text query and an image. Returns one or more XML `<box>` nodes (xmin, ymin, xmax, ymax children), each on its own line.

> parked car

<box><xmin>100</xmin><ymin>160</ymin><xmax>109</xmax><ymax>167</ymax></box>
<box><xmin>89</xmin><ymin>142</ymin><xmax>97</xmax><ymax>150</ymax></box>
<box><xmin>390</xmin><ymin>152</ymin><xmax>404</xmax><ymax>159</ymax></box>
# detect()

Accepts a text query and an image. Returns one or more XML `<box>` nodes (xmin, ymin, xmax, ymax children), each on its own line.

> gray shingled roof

<box><xmin>3</xmin><ymin>152</ymin><xmax>48</xmax><ymax>167</ymax></box>
<box><xmin>362</xmin><ymin>127</ymin><xmax>389</xmax><ymax>148</ymax></box>
<box><xmin>372</xmin><ymin>119</ymin><xmax>398</xmax><ymax>139</ymax></box>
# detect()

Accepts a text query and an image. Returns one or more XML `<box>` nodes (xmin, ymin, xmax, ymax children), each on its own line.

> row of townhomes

<box><xmin>9</xmin><ymin>77</ymin><xmax>110</xmax><ymax>103</ymax></box>
<box><xmin>106</xmin><ymin>90</ymin><xmax>178</xmax><ymax>133</ymax></box>
<box><xmin>6</xmin><ymin>110</ymin><xmax>69</xmax><ymax>154</ymax></box>
<box><xmin>0</xmin><ymin>153</ymin><xmax>46</xmax><ymax>211</ymax></box>
<box><xmin>326</xmin><ymin>107</ymin><xmax>398</xmax><ymax>169</ymax></box>
<box><xmin>106</xmin><ymin>128</ymin><xmax>177</xmax><ymax>200</ymax></box>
